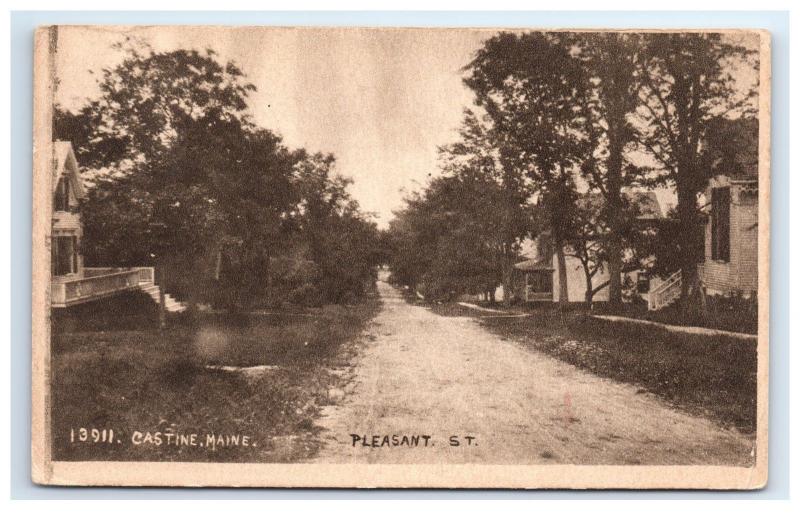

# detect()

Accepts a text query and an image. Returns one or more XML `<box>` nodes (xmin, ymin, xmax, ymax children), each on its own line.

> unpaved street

<box><xmin>314</xmin><ymin>280</ymin><xmax>754</xmax><ymax>465</ymax></box>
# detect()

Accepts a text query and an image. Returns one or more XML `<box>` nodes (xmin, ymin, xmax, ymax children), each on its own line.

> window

<box><xmin>711</xmin><ymin>187</ymin><xmax>731</xmax><ymax>262</ymax></box>
<box><xmin>54</xmin><ymin>176</ymin><xmax>70</xmax><ymax>211</ymax></box>
<box><xmin>527</xmin><ymin>271</ymin><xmax>553</xmax><ymax>293</ymax></box>
<box><xmin>52</xmin><ymin>235</ymin><xmax>78</xmax><ymax>276</ymax></box>
<box><xmin>636</xmin><ymin>273</ymin><xmax>650</xmax><ymax>294</ymax></box>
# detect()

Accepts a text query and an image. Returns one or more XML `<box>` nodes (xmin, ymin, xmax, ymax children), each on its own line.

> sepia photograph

<box><xmin>31</xmin><ymin>25</ymin><xmax>770</xmax><ymax>488</ymax></box>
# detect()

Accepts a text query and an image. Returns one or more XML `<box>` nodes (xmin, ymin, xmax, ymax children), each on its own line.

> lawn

<box><xmin>593</xmin><ymin>298</ymin><xmax>758</xmax><ymax>335</ymax></box>
<box><xmin>430</xmin><ymin>302</ymin><xmax>757</xmax><ymax>435</ymax></box>
<box><xmin>50</xmin><ymin>292</ymin><xmax>381</xmax><ymax>462</ymax></box>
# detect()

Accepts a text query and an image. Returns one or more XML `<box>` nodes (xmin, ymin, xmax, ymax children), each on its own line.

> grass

<box><xmin>430</xmin><ymin>302</ymin><xmax>757</xmax><ymax>434</ymax></box>
<box><xmin>594</xmin><ymin>299</ymin><xmax>758</xmax><ymax>335</ymax></box>
<box><xmin>449</xmin><ymin>293</ymin><xmax>758</xmax><ymax>335</ymax></box>
<box><xmin>51</xmin><ymin>293</ymin><xmax>380</xmax><ymax>463</ymax></box>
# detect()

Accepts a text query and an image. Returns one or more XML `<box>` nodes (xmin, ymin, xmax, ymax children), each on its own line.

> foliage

<box><xmin>463</xmin><ymin>32</ymin><xmax>592</xmax><ymax>304</ymax></box>
<box><xmin>55</xmin><ymin>45</ymin><xmax>379</xmax><ymax>309</ymax></box>
<box><xmin>634</xmin><ymin>33</ymin><xmax>758</xmax><ymax>303</ymax></box>
<box><xmin>575</xmin><ymin>33</ymin><xmax>650</xmax><ymax>305</ymax></box>
<box><xmin>385</xmin><ymin>111</ymin><xmax>533</xmax><ymax>301</ymax></box>
<box><xmin>386</xmin><ymin>173</ymin><xmax>508</xmax><ymax>300</ymax></box>
<box><xmin>291</xmin><ymin>153</ymin><xmax>382</xmax><ymax>305</ymax></box>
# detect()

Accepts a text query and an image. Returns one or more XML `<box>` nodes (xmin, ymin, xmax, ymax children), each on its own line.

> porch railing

<box><xmin>648</xmin><ymin>270</ymin><xmax>682</xmax><ymax>311</ymax></box>
<box><xmin>525</xmin><ymin>287</ymin><xmax>553</xmax><ymax>302</ymax></box>
<box><xmin>52</xmin><ymin>267</ymin><xmax>154</xmax><ymax>308</ymax></box>
<box><xmin>83</xmin><ymin>267</ymin><xmax>154</xmax><ymax>283</ymax></box>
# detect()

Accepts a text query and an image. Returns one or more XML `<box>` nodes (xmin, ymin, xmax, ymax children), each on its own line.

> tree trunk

<box><xmin>676</xmin><ymin>183</ymin><xmax>702</xmax><ymax>312</ymax></box>
<box><xmin>584</xmin><ymin>270</ymin><xmax>594</xmax><ymax>311</ymax></box>
<box><xmin>555</xmin><ymin>237</ymin><xmax>569</xmax><ymax>308</ymax></box>
<box><xmin>501</xmin><ymin>256</ymin><xmax>514</xmax><ymax>308</ymax></box>
<box><xmin>606</xmin><ymin>128</ymin><xmax>625</xmax><ymax>308</ymax></box>
<box><xmin>607</xmin><ymin>235</ymin><xmax>622</xmax><ymax>307</ymax></box>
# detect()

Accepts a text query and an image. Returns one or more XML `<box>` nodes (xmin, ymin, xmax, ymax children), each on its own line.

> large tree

<box><xmin>464</xmin><ymin>32</ymin><xmax>591</xmax><ymax>306</ymax></box>
<box><xmin>640</xmin><ymin>115</ymin><xmax>759</xmax><ymax>281</ymax></box>
<box><xmin>55</xmin><ymin>47</ymin><xmax>299</xmax><ymax>307</ymax></box>
<box><xmin>635</xmin><ymin>33</ymin><xmax>758</xmax><ymax>306</ymax></box>
<box><xmin>576</xmin><ymin>33</ymin><xmax>647</xmax><ymax>307</ymax></box>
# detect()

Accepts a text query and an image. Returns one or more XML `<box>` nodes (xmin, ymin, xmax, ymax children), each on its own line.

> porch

<box><xmin>514</xmin><ymin>258</ymin><xmax>554</xmax><ymax>303</ymax></box>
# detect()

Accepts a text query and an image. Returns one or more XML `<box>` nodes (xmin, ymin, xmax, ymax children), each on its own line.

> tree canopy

<box><xmin>386</xmin><ymin>31</ymin><xmax>758</xmax><ymax>310</ymax></box>
<box><xmin>55</xmin><ymin>45</ymin><xmax>380</xmax><ymax>309</ymax></box>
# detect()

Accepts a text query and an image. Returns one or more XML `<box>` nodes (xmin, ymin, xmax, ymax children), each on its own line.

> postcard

<box><xmin>31</xmin><ymin>26</ymin><xmax>770</xmax><ymax>488</ymax></box>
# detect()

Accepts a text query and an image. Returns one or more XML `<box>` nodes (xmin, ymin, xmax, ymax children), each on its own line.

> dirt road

<box><xmin>314</xmin><ymin>280</ymin><xmax>754</xmax><ymax>465</ymax></box>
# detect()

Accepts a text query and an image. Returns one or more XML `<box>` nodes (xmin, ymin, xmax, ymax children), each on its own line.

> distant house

<box><xmin>50</xmin><ymin>141</ymin><xmax>185</xmax><ymax>312</ymax></box>
<box><xmin>699</xmin><ymin>173</ymin><xmax>758</xmax><ymax>299</ymax></box>
<box><xmin>514</xmin><ymin>192</ymin><xmax>665</xmax><ymax>305</ymax></box>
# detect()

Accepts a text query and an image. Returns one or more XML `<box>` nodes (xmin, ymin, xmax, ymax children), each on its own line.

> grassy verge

<box><xmin>51</xmin><ymin>294</ymin><xmax>380</xmax><ymax>462</ymax></box>
<box><xmin>594</xmin><ymin>300</ymin><xmax>757</xmax><ymax>335</ymax></box>
<box><xmin>445</xmin><ymin>295</ymin><xmax>758</xmax><ymax>335</ymax></box>
<box><xmin>430</xmin><ymin>302</ymin><xmax>757</xmax><ymax>434</ymax></box>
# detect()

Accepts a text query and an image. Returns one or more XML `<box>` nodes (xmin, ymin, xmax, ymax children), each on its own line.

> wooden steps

<box><xmin>647</xmin><ymin>270</ymin><xmax>682</xmax><ymax>311</ymax></box>
<box><xmin>138</xmin><ymin>281</ymin><xmax>187</xmax><ymax>313</ymax></box>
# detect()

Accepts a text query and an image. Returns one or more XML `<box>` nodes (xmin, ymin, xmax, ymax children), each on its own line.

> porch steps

<box><xmin>647</xmin><ymin>270</ymin><xmax>682</xmax><ymax>311</ymax></box>
<box><xmin>139</xmin><ymin>281</ymin><xmax>187</xmax><ymax>313</ymax></box>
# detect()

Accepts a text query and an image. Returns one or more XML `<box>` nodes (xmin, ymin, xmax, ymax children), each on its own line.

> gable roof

<box><xmin>53</xmin><ymin>141</ymin><xmax>85</xmax><ymax>199</ymax></box>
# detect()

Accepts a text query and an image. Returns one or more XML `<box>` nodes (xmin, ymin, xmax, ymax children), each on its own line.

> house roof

<box><xmin>53</xmin><ymin>141</ymin><xmax>85</xmax><ymax>199</ymax></box>
<box><xmin>627</xmin><ymin>191</ymin><xmax>663</xmax><ymax>220</ymax></box>
<box><xmin>578</xmin><ymin>191</ymin><xmax>663</xmax><ymax>220</ymax></box>
<box><xmin>514</xmin><ymin>258</ymin><xmax>554</xmax><ymax>272</ymax></box>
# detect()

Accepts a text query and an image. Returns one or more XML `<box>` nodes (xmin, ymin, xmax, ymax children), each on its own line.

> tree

<box><xmin>576</xmin><ymin>33</ymin><xmax>647</xmax><ymax>307</ymax></box>
<box><xmin>635</xmin><ymin>33</ymin><xmax>757</xmax><ymax>307</ymax></box>
<box><xmin>55</xmin><ymin>46</ymin><xmax>302</xmax><ymax>308</ymax></box>
<box><xmin>385</xmin><ymin>163</ymin><xmax>529</xmax><ymax>303</ymax></box>
<box><xmin>562</xmin><ymin>198</ymin><xmax>608</xmax><ymax>309</ymax></box>
<box><xmin>438</xmin><ymin>110</ymin><xmax>532</xmax><ymax>306</ymax></box>
<box><xmin>464</xmin><ymin>32</ymin><xmax>592</xmax><ymax>307</ymax></box>
<box><xmin>293</xmin><ymin>153</ymin><xmax>382</xmax><ymax>304</ymax></box>
<box><xmin>54</xmin><ymin>102</ymin><xmax>128</xmax><ymax>169</ymax></box>
<box><xmin>641</xmin><ymin>116</ymin><xmax>758</xmax><ymax>281</ymax></box>
<box><xmin>56</xmin><ymin>43</ymin><xmax>385</xmax><ymax>310</ymax></box>
<box><xmin>384</xmin><ymin>204</ymin><xmax>435</xmax><ymax>292</ymax></box>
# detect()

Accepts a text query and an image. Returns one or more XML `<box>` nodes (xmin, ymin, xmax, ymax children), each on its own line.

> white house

<box><xmin>49</xmin><ymin>141</ymin><xmax>185</xmax><ymax>312</ymax></box>
<box><xmin>622</xmin><ymin>172</ymin><xmax>759</xmax><ymax>311</ymax></box>
<box><xmin>514</xmin><ymin>192</ymin><xmax>665</xmax><ymax>305</ymax></box>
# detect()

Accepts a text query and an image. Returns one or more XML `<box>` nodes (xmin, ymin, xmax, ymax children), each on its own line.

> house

<box><xmin>698</xmin><ymin>173</ymin><xmax>758</xmax><ymax>299</ymax></box>
<box><xmin>643</xmin><ymin>171</ymin><xmax>759</xmax><ymax>311</ymax></box>
<box><xmin>514</xmin><ymin>192</ymin><xmax>665</xmax><ymax>305</ymax></box>
<box><xmin>49</xmin><ymin>141</ymin><xmax>185</xmax><ymax>312</ymax></box>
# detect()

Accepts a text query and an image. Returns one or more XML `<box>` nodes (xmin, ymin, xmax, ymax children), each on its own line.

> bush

<box><xmin>287</xmin><ymin>283</ymin><xmax>324</xmax><ymax>307</ymax></box>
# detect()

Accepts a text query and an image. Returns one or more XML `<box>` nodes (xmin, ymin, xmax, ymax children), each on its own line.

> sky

<box><xmin>55</xmin><ymin>27</ymin><xmax>759</xmax><ymax>228</ymax></box>
<box><xmin>55</xmin><ymin>26</ymin><xmax>492</xmax><ymax>227</ymax></box>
